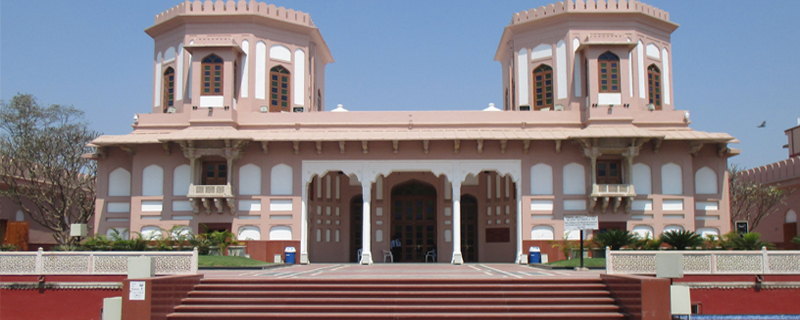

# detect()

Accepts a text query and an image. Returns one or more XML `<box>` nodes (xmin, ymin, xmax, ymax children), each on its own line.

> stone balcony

<box><xmin>590</xmin><ymin>184</ymin><xmax>636</xmax><ymax>213</ymax></box>
<box><xmin>187</xmin><ymin>183</ymin><xmax>236</xmax><ymax>214</ymax></box>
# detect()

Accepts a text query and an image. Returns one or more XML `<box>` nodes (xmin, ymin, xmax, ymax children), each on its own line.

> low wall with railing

<box><xmin>606</xmin><ymin>247</ymin><xmax>800</xmax><ymax>275</ymax></box>
<box><xmin>0</xmin><ymin>248</ymin><xmax>198</xmax><ymax>275</ymax></box>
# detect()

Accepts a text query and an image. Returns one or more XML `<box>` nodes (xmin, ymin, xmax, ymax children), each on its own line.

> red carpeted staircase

<box><xmin>166</xmin><ymin>278</ymin><xmax>627</xmax><ymax>319</ymax></box>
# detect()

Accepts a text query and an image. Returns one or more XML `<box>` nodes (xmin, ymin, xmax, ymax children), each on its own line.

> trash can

<box><xmin>284</xmin><ymin>247</ymin><xmax>296</xmax><ymax>264</ymax></box>
<box><xmin>528</xmin><ymin>246</ymin><xmax>541</xmax><ymax>264</ymax></box>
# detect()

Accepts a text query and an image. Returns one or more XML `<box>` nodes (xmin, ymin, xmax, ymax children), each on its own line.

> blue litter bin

<box><xmin>284</xmin><ymin>247</ymin><xmax>296</xmax><ymax>264</ymax></box>
<box><xmin>528</xmin><ymin>246</ymin><xmax>541</xmax><ymax>264</ymax></box>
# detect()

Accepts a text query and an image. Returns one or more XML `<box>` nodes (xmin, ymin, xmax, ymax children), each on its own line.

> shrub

<box><xmin>725</xmin><ymin>232</ymin><xmax>775</xmax><ymax>250</ymax></box>
<box><xmin>660</xmin><ymin>230</ymin><xmax>703</xmax><ymax>250</ymax></box>
<box><xmin>591</xmin><ymin>229</ymin><xmax>637</xmax><ymax>250</ymax></box>
<box><xmin>631</xmin><ymin>232</ymin><xmax>662</xmax><ymax>250</ymax></box>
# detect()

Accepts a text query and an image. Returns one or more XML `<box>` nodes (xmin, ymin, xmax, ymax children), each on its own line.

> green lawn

<box><xmin>198</xmin><ymin>255</ymin><xmax>274</xmax><ymax>267</ymax></box>
<box><xmin>546</xmin><ymin>258</ymin><xmax>606</xmax><ymax>268</ymax></box>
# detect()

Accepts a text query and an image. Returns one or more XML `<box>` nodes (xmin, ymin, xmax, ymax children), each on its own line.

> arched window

<box><xmin>647</xmin><ymin>64</ymin><xmax>661</xmax><ymax>110</ymax></box>
<box><xmin>162</xmin><ymin>67</ymin><xmax>175</xmax><ymax>112</ymax></box>
<box><xmin>598</xmin><ymin>52</ymin><xmax>620</xmax><ymax>93</ymax></box>
<box><xmin>532</xmin><ymin>65</ymin><xmax>553</xmax><ymax>110</ymax></box>
<box><xmin>269</xmin><ymin>65</ymin><xmax>290</xmax><ymax>112</ymax></box>
<box><xmin>201</xmin><ymin>54</ymin><xmax>223</xmax><ymax>96</ymax></box>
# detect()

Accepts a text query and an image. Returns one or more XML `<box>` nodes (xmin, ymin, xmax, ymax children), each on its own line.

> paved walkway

<box><xmin>201</xmin><ymin>264</ymin><xmax>606</xmax><ymax>280</ymax></box>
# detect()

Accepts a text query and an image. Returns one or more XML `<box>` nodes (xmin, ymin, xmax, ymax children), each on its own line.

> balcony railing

<box><xmin>187</xmin><ymin>183</ymin><xmax>234</xmax><ymax>198</ymax></box>
<box><xmin>590</xmin><ymin>184</ymin><xmax>636</xmax><ymax>213</ymax></box>
<box><xmin>591</xmin><ymin>184</ymin><xmax>636</xmax><ymax>197</ymax></box>
<box><xmin>187</xmin><ymin>183</ymin><xmax>235</xmax><ymax>214</ymax></box>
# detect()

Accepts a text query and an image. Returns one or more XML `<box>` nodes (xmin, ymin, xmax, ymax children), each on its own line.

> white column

<box><xmin>300</xmin><ymin>180</ymin><xmax>309</xmax><ymax>264</ymax></box>
<box><xmin>515</xmin><ymin>180</ymin><xmax>524</xmax><ymax>264</ymax></box>
<box><xmin>451</xmin><ymin>180</ymin><xmax>464</xmax><ymax>265</ymax></box>
<box><xmin>360</xmin><ymin>179</ymin><xmax>374</xmax><ymax>265</ymax></box>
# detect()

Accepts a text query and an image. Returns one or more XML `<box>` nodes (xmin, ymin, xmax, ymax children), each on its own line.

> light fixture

<box><xmin>647</xmin><ymin>104</ymin><xmax>655</xmax><ymax>111</ymax></box>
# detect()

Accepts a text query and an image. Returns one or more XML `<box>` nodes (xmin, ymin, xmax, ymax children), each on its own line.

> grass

<box><xmin>198</xmin><ymin>255</ymin><xmax>274</xmax><ymax>267</ymax></box>
<box><xmin>546</xmin><ymin>258</ymin><xmax>606</xmax><ymax>268</ymax></box>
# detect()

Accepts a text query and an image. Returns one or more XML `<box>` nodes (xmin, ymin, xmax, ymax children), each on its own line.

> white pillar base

<box><xmin>300</xmin><ymin>253</ymin><xmax>309</xmax><ymax>265</ymax></box>
<box><xmin>360</xmin><ymin>252</ymin><xmax>374</xmax><ymax>265</ymax></box>
<box><xmin>451</xmin><ymin>252</ymin><xmax>464</xmax><ymax>265</ymax></box>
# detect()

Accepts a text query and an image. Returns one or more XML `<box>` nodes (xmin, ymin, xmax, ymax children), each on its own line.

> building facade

<box><xmin>739</xmin><ymin>122</ymin><xmax>799</xmax><ymax>249</ymax></box>
<box><xmin>89</xmin><ymin>0</ymin><xmax>737</xmax><ymax>264</ymax></box>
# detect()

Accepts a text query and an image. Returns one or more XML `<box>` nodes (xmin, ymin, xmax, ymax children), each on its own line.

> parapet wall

<box><xmin>740</xmin><ymin>156</ymin><xmax>800</xmax><ymax>186</ymax></box>
<box><xmin>155</xmin><ymin>0</ymin><xmax>314</xmax><ymax>27</ymax></box>
<box><xmin>511</xmin><ymin>0</ymin><xmax>669</xmax><ymax>25</ymax></box>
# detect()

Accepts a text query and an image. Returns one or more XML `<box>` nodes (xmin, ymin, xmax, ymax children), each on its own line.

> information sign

<box><xmin>564</xmin><ymin>215</ymin><xmax>598</xmax><ymax>231</ymax></box>
<box><xmin>129</xmin><ymin>281</ymin><xmax>146</xmax><ymax>301</ymax></box>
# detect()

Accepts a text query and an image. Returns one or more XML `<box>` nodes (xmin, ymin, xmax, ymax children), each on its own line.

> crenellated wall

<box><xmin>511</xmin><ymin>0</ymin><xmax>669</xmax><ymax>25</ymax></box>
<box><xmin>155</xmin><ymin>0</ymin><xmax>314</xmax><ymax>27</ymax></box>
<box><xmin>739</xmin><ymin>156</ymin><xmax>800</xmax><ymax>186</ymax></box>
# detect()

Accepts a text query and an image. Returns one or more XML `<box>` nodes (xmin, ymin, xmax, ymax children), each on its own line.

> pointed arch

<box><xmin>632</xmin><ymin>163</ymin><xmax>652</xmax><ymax>194</ymax></box>
<box><xmin>695</xmin><ymin>167</ymin><xmax>718</xmax><ymax>194</ymax></box>
<box><xmin>532</xmin><ymin>64</ymin><xmax>553</xmax><ymax>110</ymax></box>
<box><xmin>271</xmin><ymin>164</ymin><xmax>293</xmax><ymax>195</ymax></box>
<box><xmin>661</xmin><ymin>163</ymin><xmax>682</xmax><ymax>195</ymax></box>
<box><xmin>647</xmin><ymin>64</ymin><xmax>662</xmax><ymax>109</ymax></box>
<box><xmin>108</xmin><ymin>168</ymin><xmax>131</xmax><ymax>196</ymax></box>
<box><xmin>563</xmin><ymin>163</ymin><xmax>586</xmax><ymax>195</ymax></box>
<box><xmin>530</xmin><ymin>163</ymin><xmax>553</xmax><ymax>195</ymax></box>
<box><xmin>598</xmin><ymin>51</ymin><xmax>620</xmax><ymax>93</ymax></box>
<box><xmin>269</xmin><ymin>65</ymin><xmax>291</xmax><ymax>112</ymax></box>
<box><xmin>142</xmin><ymin>165</ymin><xmax>164</xmax><ymax>196</ymax></box>
<box><xmin>162</xmin><ymin>67</ymin><xmax>175</xmax><ymax>112</ymax></box>
<box><xmin>201</xmin><ymin>54</ymin><xmax>223</xmax><ymax>96</ymax></box>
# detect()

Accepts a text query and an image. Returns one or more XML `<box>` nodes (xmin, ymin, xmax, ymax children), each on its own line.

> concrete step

<box><xmin>172</xmin><ymin>304</ymin><xmax>623</xmax><ymax>313</ymax></box>
<box><xmin>185</xmin><ymin>290</ymin><xmax>613</xmax><ymax>299</ymax></box>
<box><xmin>179</xmin><ymin>296</ymin><xmax>619</xmax><ymax>306</ymax></box>
<box><xmin>167</xmin><ymin>311</ymin><xmax>627</xmax><ymax>320</ymax></box>
<box><xmin>192</xmin><ymin>283</ymin><xmax>610</xmax><ymax>292</ymax></box>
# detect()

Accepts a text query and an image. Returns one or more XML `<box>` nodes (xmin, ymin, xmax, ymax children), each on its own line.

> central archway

<box><xmin>391</xmin><ymin>180</ymin><xmax>437</xmax><ymax>262</ymax></box>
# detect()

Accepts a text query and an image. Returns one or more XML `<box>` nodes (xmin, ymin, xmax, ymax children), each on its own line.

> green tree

<box><xmin>660</xmin><ymin>230</ymin><xmax>704</xmax><ymax>250</ymax></box>
<box><xmin>0</xmin><ymin>94</ymin><xmax>99</xmax><ymax>245</ymax></box>
<box><xmin>729</xmin><ymin>165</ymin><xmax>792</xmax><ymax>232</ymax></box>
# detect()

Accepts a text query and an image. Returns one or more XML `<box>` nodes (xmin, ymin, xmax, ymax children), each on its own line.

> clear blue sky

<box><xmin>2</xmin><ymin>1</ymin><xmax>798</xmax><ymax>169</ymax></box>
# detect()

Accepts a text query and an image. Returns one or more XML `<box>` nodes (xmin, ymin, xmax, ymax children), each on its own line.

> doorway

<box><xmin>349</xmin><ymin>195</ymin><xmax>363</xmax><ymax>262</ymax></box>
<box><xmin>461</xmin><ymin>195</ymin><xmax>478</xmax><ymax>262</ymax></box>
<box><xmin>202</xmin><ymin>160</ymin><xmax>228</xmax><ymax>185</ymax></box>
<box><xmin>391</xmin><ymin>181</ymin><xmax>437</xmax><ymax>262</ymax></box>
<box><xmin>596</xmin><ymin>160</ymin><xmax>622</xmax><ymax>184</ymax></box>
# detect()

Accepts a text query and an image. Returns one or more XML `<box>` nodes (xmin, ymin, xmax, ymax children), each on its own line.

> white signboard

<box><xmin>129</xmin><ymin>281</ymin><xmax>146</xmax><ymax>301</ymax></box>
<box><xmin>564</xmin><ymin>215</ymin><xmax>598</xmax><ymax>231</ymax></box>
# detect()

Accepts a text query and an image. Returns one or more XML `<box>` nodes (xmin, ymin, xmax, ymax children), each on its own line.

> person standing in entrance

<box><xmin>390</xmin><ymin>234</ymin><xmax>402</xmax><ymax>262</ymax></box>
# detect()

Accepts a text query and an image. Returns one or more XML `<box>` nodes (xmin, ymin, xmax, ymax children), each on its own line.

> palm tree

<box><xmin>592</xmin><ymin>229</ymin><xmax>637</xmax><ymax>250</ymax></box>
<box><xmin>660</xmin><ymin>230</ymin><xmax>704</xmax><ymax>250</ymax></box>
<box><xmin>726</xmin><ymin>232</ymin><xmax>775</xmax><ymax>250</ymax></box>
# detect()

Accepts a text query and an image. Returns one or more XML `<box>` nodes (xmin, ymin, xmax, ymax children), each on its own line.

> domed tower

<box><xmin>145</xmin><ymin>0</ymin><xmax>333</xmax><ymax>117</ymax></box>
<box><xmin>495</xmin><ymin>0</ymin><xmax>680</xmax><ymax>125</ymax></box>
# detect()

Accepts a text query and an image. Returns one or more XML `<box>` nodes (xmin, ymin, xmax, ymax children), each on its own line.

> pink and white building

<box><xmin>88</xmin><ymin>0</ymin><xmax>738</xmax><ymax>264</ymax></box>
<box><xmin>739</xmin><ymin>122</ymin><xmax>800</xmax><ymax>248</ymax></box>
